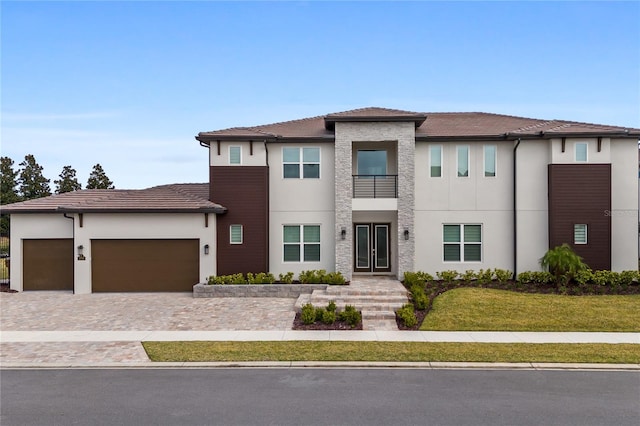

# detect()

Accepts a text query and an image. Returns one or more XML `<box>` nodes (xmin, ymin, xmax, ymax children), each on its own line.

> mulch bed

<box><xmin>292</xmin><ymin>313</ymin><xmax>363</xmax><ymax>330</ymax></box>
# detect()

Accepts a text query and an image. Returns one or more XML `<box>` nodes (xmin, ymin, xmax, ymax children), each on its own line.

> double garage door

<box><xmin>23</xmin><ymin>239</ymin><xmax>199</xmax><ymax>292</ymax></box>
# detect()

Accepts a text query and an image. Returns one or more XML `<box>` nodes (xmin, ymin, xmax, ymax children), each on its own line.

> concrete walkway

<box><xmin>1</xmin><ymin>291</ymin><xmax>638</xmax><ymax>369</ymax></box>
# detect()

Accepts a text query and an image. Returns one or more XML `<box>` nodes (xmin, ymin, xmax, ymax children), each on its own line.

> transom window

<box><xmin>230</xmin><ymin>225</ymin><xmax>243</xmax><ymax>244</ymax></box>
<box><xmin>229</xmin><ymin>146</ymin><xmax>241</xmax><ymax>165</ymax></box>
<box><xmin>283</xmin><ymin>147</ymin><xmax>320</xmax><ymax>179</ymax></box>
<box><xmin>443</xmin><ymin>224</ymin><xmax>482</xmax><ymax>262</ymax></box>
<box><xmin>430</xmin><ymin>145</ymin><xmax>442</xmax><ymax>177</ymax></box>
<box><xmin>574</xmin><ymin>224</ymin><xmax>587</xmax><ymax>244</ymax></box>
<box><xmin>484</xmin><ymin>145</ymin><xmax>496</xmax><ymax>177</ymax></box>
<box><xmin>457</xmin><ymin>145</ymin><xmax>469</xmax><ymax>177</ymax></box>
<box><xmin>575</xmin><ymin>143</ymin><xmax>588</xmax><ymax>162</ymax></box>
<box><xmin>283</xmin><ymin>225</ymin><xmax>320</xmax><ymax>262</ymax></box>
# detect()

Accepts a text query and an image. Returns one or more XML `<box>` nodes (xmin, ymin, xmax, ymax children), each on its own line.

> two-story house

<box><xmin>4</xmin><ymin>107</ymin><xmax>639</xmax><ymax>293</ymax></box>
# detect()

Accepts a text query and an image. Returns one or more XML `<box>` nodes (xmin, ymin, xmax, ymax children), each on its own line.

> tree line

<box><xmin>0</xmin><ymin>154</ymin><xmax>115</xmax><ymax>233</ymax></box>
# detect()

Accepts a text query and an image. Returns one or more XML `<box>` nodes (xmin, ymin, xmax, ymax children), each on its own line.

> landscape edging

<box><xmin>193</xmin><ymin>283</ymin><xmax>328</xmax><ymax>298</ymax></box>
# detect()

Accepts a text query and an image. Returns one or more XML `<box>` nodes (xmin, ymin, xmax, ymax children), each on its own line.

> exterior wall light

<box><xmin>204</xmin><ymin>244</ymin><xmax>210</xmax><ymax>255</ymax></box>
<box><xmin>404</xmin><ymin>228</ymin><xmax>410</xmax><ymax>241</ymax></box>
<box><xmin>77</xmin><ymin>245</ymin><xmax>85</xmax><ymax>261</ymax></box>
<box><xmin>341</xmin><ymin>227</ymin><xmax>346</xmax><ymax>240</ymax></box>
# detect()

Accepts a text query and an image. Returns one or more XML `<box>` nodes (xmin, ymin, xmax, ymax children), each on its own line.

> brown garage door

<box><xmin>23</xmin><ymin>239</ymin><xmax>74</xmax><ymax>291</ymax></box>
<box><xmin>91</xmin><ymin>239</ymin><xmax>199</xmax><ymax>292</ymax></box>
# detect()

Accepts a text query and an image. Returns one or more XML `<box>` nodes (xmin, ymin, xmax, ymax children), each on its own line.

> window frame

<box><xmin>229</xmin><ymin>224</ymin><xmax>243</xmax><ymax>244</ymax></box>
<box><xmin>443</xmin><ymin>223</ymin><xmax>482</xmax><ymax>262</ymax></box>
<box><xmin>429</xmin><ymin>145</ymin><xmax>443</xmax><ymax>178</ymax></box>
<box><xmin>574</xmin><ymin>224</ymin><xmax>587</xmax><ymax>244</ymax></box>
<box><xmin>575</xmin><ymin>142</ymin><xmax>588</xmax><ymax>162</ymax></box>
<box><xmin>283</xmin><ymin>224</ymin><xmax>321</xmax><ymax>262</ymax></box>
<box><xmin>456</xmin><ymin>145</ymin><xmax>470</xmax><ymax>178</ymax></box>
<box><xmin>282</xmin><ymin>147</ymin><xmax>321</xmax><ymax>179</ymax></box>
<box><xmin>483</xmin><ymin>145</ymin><xmax>497</xmax><ymax>177</ymax></box>
<box><xmin>229</xmin><ymin>146</ymin><xmax>242</xmax><ymax>165</ymax></box>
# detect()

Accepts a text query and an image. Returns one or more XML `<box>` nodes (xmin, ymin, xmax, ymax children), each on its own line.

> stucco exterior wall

<box><xmin>9</xmin><ymin>214</ymin><xmax>74</xmax><ymax>292</ymax></box>
<box><xmin>610</xmin><ymin>138</ymin><xmax>639</xmax><ymax>271</ymax></box>
<box><xmin>209</xmin><ymin>140</ymin><xmax>268</xmax><ymax>167</ymax></box>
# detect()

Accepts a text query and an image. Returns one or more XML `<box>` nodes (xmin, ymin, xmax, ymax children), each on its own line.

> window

<box><xmin>430</xmin><ymin>145</ymin><xmax>442</xmax><ymax>177</ymax></box>
<box><xmin>575</xmin><ymin>143</ymin><xmax>588</xmax><ymax>162</ymax></box>
<box><xmin>283</xmin><ymin>147</ymin><xmax>320</xmax><ymax>179</ymax></box>
<box><xmin>457</xmin><ymin>146</ymin><xmax>469</xmax><ymax>177</ymax></box>
<box><xmin>443</xmin><ymin>224</ymin><xmax>482</xmax><ymax>262</ymax></box>
<box><xmin>357</xmin><ymin>150</ymin><xmax>387</xmax><ymax>176</ymax></box>
<box><xmin>574</xmin><ymin>224</ymin><xmax>587</xmax><ymax>244</ymax></box>
<box><xmin>230</xmin><ymin>225</ymin><xmax>243</xmax><ymax>244</ymax></box>
<box><xmin>283</xmin><ymin>225</ymin><xmax>320</xmax><ymax>262</ymax></box>
<box><xmin>484</xmin><ymin>145</ymin><xmax>496</xmax><ymax>177</ymax></box>
<box><xmin>229</xmin><ymin>146</ymin><xmax>241</xmax><ymax>165</ymax></box>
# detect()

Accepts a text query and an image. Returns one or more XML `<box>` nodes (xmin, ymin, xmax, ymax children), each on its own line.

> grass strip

<box><xmin>142</xmin><ymin>341</ymin><xmax>640</xmax><ymax>364</ymax></box>
<box><xmin>421</xmin><ymin>288</ymin><xmax>640</xmax><ymax>332</ymax></box>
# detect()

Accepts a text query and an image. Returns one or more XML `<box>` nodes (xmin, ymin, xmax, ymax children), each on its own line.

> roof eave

<box><xmin>3</xmin><ymin>207</ymin><xmax>227</xmax><ymax>215</ymax></box>
<box><xmin>324</xmin><ymin>115</ymin><xmax>427</xmax><ymax>130</ymax></box>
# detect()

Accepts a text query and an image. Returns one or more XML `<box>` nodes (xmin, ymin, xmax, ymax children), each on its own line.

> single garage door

<box><xmin>23</xmin><ymin>239</ymin><xmax>74</xmax><ymax>291</ymax></box>
<box><xmin>91</xmin><ymin>239</ymin><xmax>199</xmax><ymax>292</ymax></box>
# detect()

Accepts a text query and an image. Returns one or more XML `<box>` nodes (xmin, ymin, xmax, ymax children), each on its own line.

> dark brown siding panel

<box><xmin>210</xmin><ymin>166</ymin><xmax>269</xmax><ymax>275</ymax></box>
<box><xmin>548</xmin><ymin>164</ymin><xmax>611</xmax><ymax>270</ymax></box>
<box><xmin>23</xmin><ymin>239</ymin><xmax>74</xmax><ymax>291</ymax></box>
<box><xmin>91</xmin><ymin>239</ymin><xmax>199</xmax><ymax>292</ymax></box>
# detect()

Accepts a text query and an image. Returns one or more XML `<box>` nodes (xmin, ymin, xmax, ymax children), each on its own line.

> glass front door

<box><xmin>354</xmin><ymin>223</ymin><xmax>391</xmax><ymax>273</ymax></box>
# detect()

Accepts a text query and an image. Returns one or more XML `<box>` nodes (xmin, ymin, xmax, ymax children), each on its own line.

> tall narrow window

<box><xmin>484</xmin><ymin>145</ymin><xmax>496</xmax><ymax>177</ymax></box>
<box><xmin>443</xmin><ymin>224</ymin><xmax>482</xmax><ymax>262</ymax></box>
<box><xmin>230</xmin><ymin>225</ymin><xmax>243</xmax><ymax>244</ymax></box>
<box><xmin>283</xmin><ymin>225</ymin><xmax>320</xmax><ymax>262</ymax></box>
<box><xmin>229</xmin><ymin>146</ymin><xmax>241</xmax><ymax>165</ymax></box>
<box><xmin>575</xmin><ymin>143</ymin><xmax>588</xmax><ymax>162</ymax></box>
<box><xmin>457</xmin><ymin>146</ymin><xmax>469</xmax><ymax>177</ymax></box>
<box><xmin>283</xmin><ymin>147</ymin><xmax>320</xmax><ymax>179</ymax></box>
<box><xmin>574</xmin><ymin>224</ymin><xmax>587</xmax><ymax>244</ymax></box>
<box><xmin>430</xmin><ymin>145</ymin><xmax>442</xmax><ymax>177</ymax></box>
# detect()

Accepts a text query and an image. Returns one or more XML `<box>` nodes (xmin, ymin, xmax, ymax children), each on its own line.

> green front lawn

<box><xmin>143</xmin><ymin>341</ymin><xmax>640</xmax><ymax>364</ymax></box>
<box><xmin>421</xmin><ymin>288</ymin><xmax>640</xmax><ymax>331</ymax></box>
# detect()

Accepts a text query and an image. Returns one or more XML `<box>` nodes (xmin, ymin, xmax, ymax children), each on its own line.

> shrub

<box><xmin>247</xmin><ymin>272</ymin><xmax>276</xmax><ymax>284</ymax></box>
<box><xmin>327</xmin><ymin>300</ymin><xmax>337</xmax><ymax>312</ymax></box>
<box><xmin>230</xmin><ymin>273</ymin><xmax>248</xmax><ymax>284</ymax></box>
<box><xmin>574</xmin><ymin>269</ymin><xmax>594</xmax><ymax>286</ymax></box>
<box><xmin>460</xmin><ymin>270</ymin><xmax>477</xmax><ymax>282</ymax></box>
<box><xmin>301</xmin><ymin>303</ymin><xmax>316</xmax><ymax>325</ymax></box>
<box><xmin>278</xmin><ymin>272</ymin><xmax>295</xmax><ymax>284</ymax></box>
<box><xmin>540</xmin><ymin>244</ymin><xmax>589</xmax><ymax>286</ymax></box>
<box><xmin>323</xmin><ymin>272</ymin><xmax>346</xmax><ymax>285</ymax></box>
<box><xmin>396</xmin><ymin>304</ymin><xmax>417</xmax><ymax>328</ymax></box>
<box><xmin>404</xmin><ymin>271</ymin><xmax>433</xmax><ymax>287</ymax></box>
<box><xmin>494</xmin><ymin>269</ymin><xmax>513</xmax><ymax>284</ymax></box>
<box><xmin>476</xmin><ymin>269</ymin><xmax>494</xmax><ymax>285</ymax></box>
<box><xmin>314</xmin><ymin>307</ymin><xmax>326</xmax><ymax>322</ymax></box>
<box><xmin>436</xmin><ymin>270</ymin><xmax>459</xmax><ymax>283</ymax></box>
<box><xmin>321</xmin><ymin>309</ymin><xmax>336</xmax><ymax>325</ymax></box>
<box><xmin>338</xmin><ymin>305</ymin><xmax>362</xmax><ymax>328</ymax></box>
<box><xmin>618</xmin><ymin>270</ymin><xmax>639</xmax><ymax>287</ymax></box>
<box><xmin>516</xmin><ymin>271</ymin><xmax>533</xmax><ymax>284</ymax></box>
<box><xmin>530</xmin><ymin>271</ymin><xmax>554</xmax><ymax>284</ymax></box>
<box><xmin>410</xmin><ymin>284</ymin><xmax>429</xmax><ymax>311</ymax></box>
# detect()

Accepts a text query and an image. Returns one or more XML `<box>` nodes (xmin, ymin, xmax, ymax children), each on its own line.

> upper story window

<box><xmin>575</xmin><ymin>142</ymin><xmax>588</xmax><ymax>162</ymax></box>
<box><xmin>430</xmin><ymin>145</ymin><xmax>442</xmax><ymax>177</ymax></box>
<box><xmin>229</xmin><ymin>146</ymin><xmax>241</xmax><ymax>165</ymax></box>
<box><xmin>457</xmin><ymin>145</ymin><xmax>469</xmax><ymax>177</ymax></box>
<box><xmin>484</xmin><ymin>145</ymin><xmax>496</xmax><ymax>177</ymax></box>
<box><xmin>283</xmin><ymin>147</ymin><xmax>320</xmax><ymax>179</ymax></box>
<box><xmin>283</xmin><ymin>225</ymin><xmax>320</xmax><ymax>262</ymax></box>
<box><xmin>357</xmin><ymin>150</ymin><xmax>387</xmax><ymax>176</ymax></box>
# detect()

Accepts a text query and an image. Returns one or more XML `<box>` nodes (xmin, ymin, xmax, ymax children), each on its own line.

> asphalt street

<box><xmin>1</xmin><ymin>368</ymin><xmax>639</xmax><ymax>426</ymax></box>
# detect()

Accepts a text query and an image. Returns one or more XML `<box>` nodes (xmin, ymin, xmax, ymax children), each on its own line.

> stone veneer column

<box><xmin>334</xmin><ymin>122</ymin><xmax>415</xmax><ymax>281</ymax></box>
<box><xmin>334</xmin><ymin>124</ymin><xmax>353</xmax><ymax>282</ymax></box>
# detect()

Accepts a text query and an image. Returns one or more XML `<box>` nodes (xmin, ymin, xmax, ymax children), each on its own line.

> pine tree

<box><xmin>0</xmin><ymin>156</ymin><xmax>20</xmax><ymax>234</ymax></box>
<box><xmin>54</xmin><ymin>165</ymin><xmax>82</xmax><ymax>194</ymax></box>
<box><xmin>18</xmin><ymin>154</ymin><xmax>51</xmax><ymax>200</ymax></box>
<box><xmin>86</xmin><ymin>163</ymin><xmax>114</xmax><ymax>189</ymax></box>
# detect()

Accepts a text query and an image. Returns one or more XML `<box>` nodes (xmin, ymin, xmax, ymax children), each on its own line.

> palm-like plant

<box><xmin>540</xmin><ymin>244</ymin><xmax>589</xmax><ymax>286</ymax></box>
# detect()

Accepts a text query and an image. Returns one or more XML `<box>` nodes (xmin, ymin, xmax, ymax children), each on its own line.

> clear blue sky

<box><xmin>2</xmin><ymin>1</ymin><xmax>639</xmax><ymax>189</ymax></box>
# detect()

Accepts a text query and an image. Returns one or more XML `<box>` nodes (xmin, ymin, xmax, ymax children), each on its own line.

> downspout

<box><xmin>63</xmin><ymin>213</ymin><xmax>75</xmax><ymax>294</ymax></box>
<box><xmin>512</xmin><ymin>138</ymin><xmax>522</xmax><ymax>278</ymax></box>
<box><xmin>264</xmin><ymin>139</ymin><xmax>270</xmax><ymax>272</ymax></box>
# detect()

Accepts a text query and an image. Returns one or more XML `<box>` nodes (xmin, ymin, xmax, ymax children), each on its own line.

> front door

<box><xmin>354</xmin><ymin>223</ymin><xmax>391</xmax><ymax>273</ymax></box>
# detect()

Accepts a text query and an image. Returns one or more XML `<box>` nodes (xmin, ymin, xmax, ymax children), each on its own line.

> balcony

<box><xmin>352</xmin><ymin>175</ymin><xmax>398</xmax><ymax>198</ymax></box>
